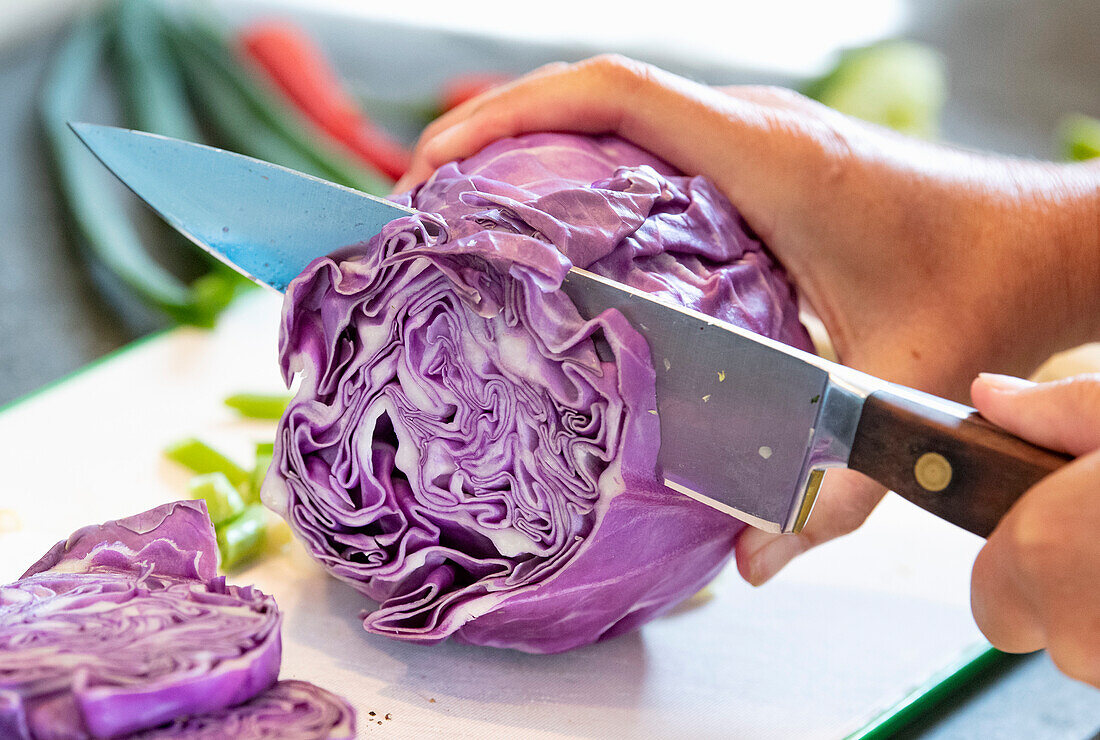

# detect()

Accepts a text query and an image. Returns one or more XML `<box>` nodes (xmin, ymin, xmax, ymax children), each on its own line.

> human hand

<box><xmin>969</xmin><ymin>372</ymin><xmax>1100</xmax><ymax>687</ymax></box>
<box><xmin>398</xmin><ymin>55</ymin><xmax>1100</xmax><ymax>584</ymax></box>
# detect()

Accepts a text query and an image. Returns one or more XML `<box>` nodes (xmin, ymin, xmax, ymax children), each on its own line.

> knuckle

<box><xmin>530</xmin><ymin>60</ymin><xmax>571</xmax><ymax>78</ymax></box>
<box><xmin>810</xmin><ymin>117</ymin><xmax>858</xmax><ymax>166</ymax></box>
<box><xmin>1060</xmin><ymin>373</ymin><xmax>1100</xmax><ymax>413</ymax></box>
<box><xmin>969</xmin><ymin>546</ymin><xmax>996</xmax><ymax>606</ymax></box>
<box><xmin>758</xmin><ymin>84</ymin><xmax>814</xmax><ymax>107</ymax></box>
<box><xmin>1030</xmin><ymin>373</ymin><xmax>1100</xmax><ymax>454</ymax></box>
<box><xmin>997</xmin><ymin>490</ymin><xmax>1072</xmax><ymax>579</ymax></box>
<box><xmin>580</xmin><ymin>53</ymin><xmax>656</xmax><ymax>87</ymax></box>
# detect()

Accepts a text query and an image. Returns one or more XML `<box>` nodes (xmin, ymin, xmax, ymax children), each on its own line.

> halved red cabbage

<box><xmin>0</xmin><ymin>501</ymin><xmax>281</xmax><ymax>739</ymax></box>
<box><xmin>125</xmin><ymin>680</ymin><xmax>355</xmax><ymax>739</ymax></box>
<box><xmin>264</xmin><ymin>133</ymin><xmax>812</xmax><ymax>653</ymax></box>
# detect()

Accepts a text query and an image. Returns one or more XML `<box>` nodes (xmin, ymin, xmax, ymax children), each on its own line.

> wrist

<box><xmin>966</xmin><ymin>159</ymin><xmax>1100</xmax><ymax>376</ymax></box>
<box><xmin>1057</xmin><ymin>163</ymin><xmax>1100</xmax><ymax>342</ymax></box>
<box><xmin>1018</xmin><ymin>161</ymin><xmax>1100</xmax><ymax>347</ymax></box>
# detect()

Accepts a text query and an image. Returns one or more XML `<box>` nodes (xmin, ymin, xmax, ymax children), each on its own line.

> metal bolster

<box><xmin>783</xmin><ymin>375</ymin><xmax>869</xmax><ymax>533</ymax></box>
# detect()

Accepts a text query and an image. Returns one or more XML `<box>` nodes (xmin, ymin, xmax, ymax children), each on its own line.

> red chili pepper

<box><xmin>239</xmin><ymin>22</ymin><xmax>410</xmax><ymax>181</ymax></box>
<box><xmin>439</xmin><ymin>73</ymin><xmax>511</xmax><ymax>113</ymax></box>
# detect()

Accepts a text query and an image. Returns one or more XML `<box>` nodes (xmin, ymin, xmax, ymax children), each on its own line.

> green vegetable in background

<box><xmin>41</xmin><ymin>0</ymin><xmax>390</xmax><ymax>328</ymax></box>
<box><xmin>114</xmin><ymin>0</ymin><xmax>200</xmax><ymax>144</ymax></box>
<box><xmin>163</xmin><ymin>14</ymin><xmax>391</xmax><ymax>195</ymax></box>
<box><xmin>114</xmin><ymin>0</ymin><xmax>255</xmax><ymax>317</ymax></box>
<box><xmin>1058</xmin><ymin>114</ymin><xmax>1100</xmax><ymax>161</ymax></box>
<box><xmin>805</xmin><ymin>40</ymin><xmax>946</xmax><ymax>138</ymax></box>
<box><xmin>39</xmin><ymin>9</ymin><xmax>212</xmax><ymax>324</ymax></box>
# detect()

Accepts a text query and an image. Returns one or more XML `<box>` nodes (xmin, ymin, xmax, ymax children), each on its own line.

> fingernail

<box><xmin>745</xmin><ymin>534</ymin><xmax>806</xmax><ymax>587</ymax></box>
<box><xmin>977</xmin><ymin>373</ymin><xmax>1036</xmax><ymax>392</ymax></box>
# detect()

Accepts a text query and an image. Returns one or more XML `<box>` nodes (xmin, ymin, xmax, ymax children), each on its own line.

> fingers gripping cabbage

<box><xmin>263</xmin><ymin>133</ymin><xmax>812</xmax><ymax>653</ymax></box>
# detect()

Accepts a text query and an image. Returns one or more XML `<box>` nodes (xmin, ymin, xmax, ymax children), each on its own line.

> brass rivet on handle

<box><xmin>914</xmin><ymin>452</ymin><xmax>953</xmax><ymax>492</ymax></box>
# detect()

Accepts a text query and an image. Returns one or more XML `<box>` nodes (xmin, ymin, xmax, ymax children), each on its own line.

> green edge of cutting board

<box><xmin>848</xmin><ymin>643</ymin><xmax>1019</xmax><ymax>738</ymax></box>
<box><xmin>0</xmin><ymin>328</ymin><xmax>172</xmax><ymax>417</ymax></box>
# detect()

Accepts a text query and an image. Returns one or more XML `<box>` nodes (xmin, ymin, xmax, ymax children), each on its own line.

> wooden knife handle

<box><xmin>847</xmin><ymin>388</ymin><xmax>1072</xmax><ymax>538</ymax></box>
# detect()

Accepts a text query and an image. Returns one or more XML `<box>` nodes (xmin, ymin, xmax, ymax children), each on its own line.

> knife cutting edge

<box><xmin>69</xmin><ymin>122</ymin><xmax>1070</xmax><ymax>538</ymax></box>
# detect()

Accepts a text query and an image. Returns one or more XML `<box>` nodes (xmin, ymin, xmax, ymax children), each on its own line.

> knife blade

<box><xmin>71</xmin><ymin>122</ymin><xmax>1070</xmax><ymax>537</ymax></box>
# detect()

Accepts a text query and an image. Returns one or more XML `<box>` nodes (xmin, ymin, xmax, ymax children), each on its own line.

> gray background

<box><xmin>1</xmin><ymin>0</ymin><xmax>1098</xmax><ymax>736</ymax></box>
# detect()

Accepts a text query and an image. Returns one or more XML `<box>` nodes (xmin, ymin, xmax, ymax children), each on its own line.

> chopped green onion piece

<box><xmin>164</xmin><ymin>438</ymin><xmax>249</xmax><ymax>487</ymax></box>
<box><xmin>188</xmin><ymin>472</ymin><xmax>245</xmax><ymax>525</ymax></box>
<box><xmin>224</xmin><ymin>393</ymin><xmax>294</xmax><ymax>419</ymax></box>
<box><xmin>1059</xmin><ymin>114</ymin><xmax>1100</xmax><ymax>161</ymax></box>
<box><xmin>216</xmin><ymin>504</ymin><xmax>268</xmax><ymax>570</ymax></box>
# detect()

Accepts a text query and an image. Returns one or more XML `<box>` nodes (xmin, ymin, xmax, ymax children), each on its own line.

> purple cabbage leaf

<box><xmin>125</xmin><ymin>680</ymin><xmax>355</xmax><ymax>740</ymax></box>
<box><xmin>0</xmin><ymin>501</ymin><xmax>281</xmax><ymax>739</ymax></box>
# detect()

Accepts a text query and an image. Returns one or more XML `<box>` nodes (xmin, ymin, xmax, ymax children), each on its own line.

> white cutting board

<box><xmin>0</xmin><ymin>291</ymin><xmax>992</xmax><ymax>739</ymax></box>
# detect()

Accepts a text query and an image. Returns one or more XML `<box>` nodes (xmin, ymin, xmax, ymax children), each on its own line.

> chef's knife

<box><xmin>71</xmin><ymin>122</ymin><xmax>1069</xmax><ymax>537</ymax></box>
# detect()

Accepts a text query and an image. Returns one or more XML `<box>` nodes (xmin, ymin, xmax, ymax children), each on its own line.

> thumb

<box><xmin>970</xmin><ymin>373</ymin><xmax>1100</xmax><ymax>457</ymax></box>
